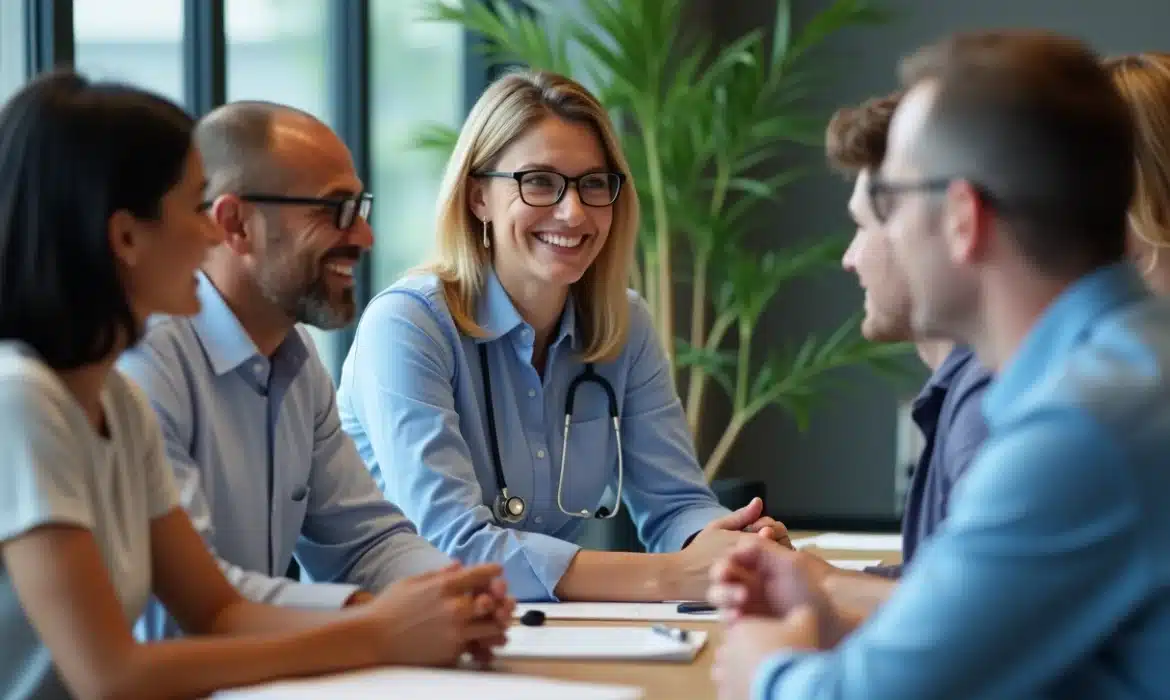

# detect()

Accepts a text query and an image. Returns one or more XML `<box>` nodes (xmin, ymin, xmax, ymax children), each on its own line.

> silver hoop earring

<box><xmin>482</xmin><ymin>219</ymin><xmax>491</xmax><ymax>249</ymax></box>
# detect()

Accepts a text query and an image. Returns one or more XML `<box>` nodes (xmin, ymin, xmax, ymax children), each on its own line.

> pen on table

<box><xmin>651</xmin><ymin>623</ymin><xmax>690</xmax><ymax>644</ymax></box>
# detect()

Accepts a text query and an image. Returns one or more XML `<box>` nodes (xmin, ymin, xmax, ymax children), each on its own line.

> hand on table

<box><xmin>712</xmin><ymin>609</ymin><xmax>820</xmax><ymax>700</ymax></box>
<box><xmin>730</xmin><ymin>498</ymin><xmax>793</xmax><ymax>549</ymax></box>
<box><xmin>670</xmin><ymin>498</ymin><xmax>790</xmax><ymax>600</ymax></box>
<box><xmin>359</xmin><ymin>562</ymin><xmax>512</xmax><ymax>667</ymax></box>
<box><xmin>707</xmin><ymin>538</ymin><xmax>848</xmax><ymax>647</ymax></box>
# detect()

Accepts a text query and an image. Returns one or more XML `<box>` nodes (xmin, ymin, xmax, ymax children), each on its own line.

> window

<box><xmin>226</xmin><ymin>0</ymin><xmax>337</xmax><ymax>372</ymax></box>
<box><xmin>0</xmin><ymin>1</ymin><xmax>26</xmax><ymax>104</ymax></box>
<box><xmin>369</xmin><ymin>0</ymin><xmax>465</xmax><ymax>293</ymax></box>
<box><xmin>73</xmin><ymin>0</ymin><xmax>184</xmax><ymax>105</ymax></box>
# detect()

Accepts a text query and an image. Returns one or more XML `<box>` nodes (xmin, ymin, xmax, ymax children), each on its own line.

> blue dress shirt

<box><xmin>336</xmin><ymin>270</ymin><xmax>731</xmax><ymax>601</ymax></box>
<box><xmin>754</xmin><ymin>263</ymin><xmax>1170</xmax><ymax>700</ymax></box>
<box><xmin>118</xmin><ymin>273</ymin><xmax>451</xmax><ymax>640</ymax></box>
<box><xmin>867</xmin><ymin>346</ymin><xmax>991</xmax><ymax>578</ymax></box>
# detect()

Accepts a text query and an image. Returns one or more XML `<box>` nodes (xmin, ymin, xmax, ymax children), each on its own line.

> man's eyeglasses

<box><xmin>475</xmin><ymin>170</ymin><xmax>625</xmax><ymax>208</ymax></box>
<box><xmin>866</xmin><ymin>177</ymin><xmax>952</xmax><ymax>223</ymax></box>
<box><xmin>202</xmin><ymin>192</ymin><xmax>374</xmax><ymax>230</ymax></box>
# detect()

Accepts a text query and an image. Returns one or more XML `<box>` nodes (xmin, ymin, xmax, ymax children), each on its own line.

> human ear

<box><xmin>467</xmin><ymin>177</ymin><xmax>490</xmax><ymax>222</ymax></box>
<box><xmin>943</xmin><ymin>180</ymin><xmax>984</xmax><ymax>265</ymax></box>
<box><xmin>107</xmin><ymin>209</ymin><xmax>145</xmax><ymax>268</ymax></box>
<box><xmin>208</xmin><ymin>195</ymin><xmax>255</xmax><ymax>256</ymax></box>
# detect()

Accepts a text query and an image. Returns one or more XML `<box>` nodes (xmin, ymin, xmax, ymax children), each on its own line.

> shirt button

<box><xmin>536</xmin><ymin>449</ymin><xmax>546</xmax><ymax>459</ymax></box>
<box><xmin>527</xmin><ymin>389</ymin><xmax>536</xmax><ymax>398</ymax></box>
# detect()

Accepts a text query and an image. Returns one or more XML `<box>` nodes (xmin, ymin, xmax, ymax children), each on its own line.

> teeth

<box><xmin>325</xmin><ymin>262</ymin><xmax>354</xmax><ymax>277</ymax></box>
<box><xmin>535</xmin><ymin>232</ymin><xmax>585</xmax><ymax>249</ymax></box>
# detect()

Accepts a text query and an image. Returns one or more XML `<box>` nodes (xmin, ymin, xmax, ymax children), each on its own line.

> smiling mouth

<box><xmin>534</xmin><ymin>231</ymin><xmax>588</xmax><ymax>249</ymax></box>
<box><xmin>323</xmin><ymin>260</ymin><xmax>356</xmax><ymax>288</ymax></box>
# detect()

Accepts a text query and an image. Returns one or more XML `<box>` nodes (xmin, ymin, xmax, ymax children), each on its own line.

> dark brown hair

<box><xmin>825</xmin><ymin>90</ymin><xmax>903</xmax><ymax>174</ymax></box>
<box><xmin>897</xmin><ymin>30</ymin><xmax>1134</xmax><ymax>276</ymax></box>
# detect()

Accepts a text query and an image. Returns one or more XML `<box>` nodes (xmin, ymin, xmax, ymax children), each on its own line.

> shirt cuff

<box><xmin>515</xmin><ymin>535</ymin><xmax>582</xmax><ymax>602</ymax></box>
<box><xmin>751</xmin><ymin>649</ymin><xmax>807</xmax><ymax>700</ymax></box>
<box><xmin>275</xmin><ymin>580</ymin><xmax>361</xmax><ymax>610</ymax></box>
<box><xmin>660</xmin><ymin>504</ymin><xmax>730</xmax><ymax>552</ymax></box>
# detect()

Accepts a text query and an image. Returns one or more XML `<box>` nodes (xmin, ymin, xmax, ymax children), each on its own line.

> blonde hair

<box><xmin>417</xmin><ymin>69</ymin><xmax>639</xmax><ymax>363</ymax></box>
<box><xmin>1106</xmin><ymin>52</ymin><xmax>1170</xmax><ymax>265</ymax></box>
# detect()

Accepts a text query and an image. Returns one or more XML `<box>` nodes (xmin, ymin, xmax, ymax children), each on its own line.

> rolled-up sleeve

<box><xmin>618</xmin><ymin>294</ymin><xmax>729</xmax><ymax>552</ymax></box>
<box><xmin>752</xmin><ymin>411</ymin><xmax>1147</xmax><ymax>699</ymax></box>
<box><xmin>344</xmin><ymin>291</ymin><xmax>581</xmax><ymax>601</ymax></box>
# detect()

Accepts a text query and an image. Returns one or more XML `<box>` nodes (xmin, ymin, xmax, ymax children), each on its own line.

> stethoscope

<box><xmin>478</xmin><ymin>344</ymin><xmax>624</xmax><ymax>524</ymax></box>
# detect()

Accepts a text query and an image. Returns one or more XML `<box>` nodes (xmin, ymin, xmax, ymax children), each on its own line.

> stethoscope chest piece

<box><xmin>494</xmin><ymin>491</ymin><xmax>526</xmax><ymax>524</ymax></box>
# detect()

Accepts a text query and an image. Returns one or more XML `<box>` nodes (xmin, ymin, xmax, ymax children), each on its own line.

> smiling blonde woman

<box><xmin>337</xmin><ymin>69</ymin><xmax>791</xmax><ymax>603</ymax></box>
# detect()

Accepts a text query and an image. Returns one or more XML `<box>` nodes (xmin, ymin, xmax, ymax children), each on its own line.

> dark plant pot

<box><xmin>711</xmin><ymin>477</ymin><xmax>767</xmax><ymax>512</ymax></box>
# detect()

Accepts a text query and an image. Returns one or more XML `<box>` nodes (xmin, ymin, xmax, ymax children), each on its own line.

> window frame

<box><xmin>23</xmin><ymin>0</ymin><xmax>499</xmax><ymax>383</ymax></box>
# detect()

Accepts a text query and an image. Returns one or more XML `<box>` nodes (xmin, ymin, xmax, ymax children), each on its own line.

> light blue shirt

<box><xmin>118</xmin><ymin>273</ymin><xmax>451</xmax><ymax>640</ymax></box>
<box><xmin>753</xmin><ymin>263</ymin><xmax>1170</xmax><ymax>700</ymax></box>
<box><xmin>337</xmin><ymin>270</ymin><xmax>730</xmax><ymax>601</ymax></box>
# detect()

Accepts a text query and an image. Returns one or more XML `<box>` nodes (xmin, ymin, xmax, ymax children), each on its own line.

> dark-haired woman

<box><xmin>0</xmin><ymin>71</ymin><xmax>508</xmax><ymax>700</ymax></box>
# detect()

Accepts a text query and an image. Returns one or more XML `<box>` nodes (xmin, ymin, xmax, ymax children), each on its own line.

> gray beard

<box><xmin>257</xmin><ymin>258</ymin><xmax>355</xmax><ymax>331</ymax></box>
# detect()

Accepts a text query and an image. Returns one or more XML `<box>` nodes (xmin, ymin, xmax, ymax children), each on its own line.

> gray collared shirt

<box><xmin>119</xmin><ymin>273</ymin><xmax>450</xmax><ymax>640</ymax></box>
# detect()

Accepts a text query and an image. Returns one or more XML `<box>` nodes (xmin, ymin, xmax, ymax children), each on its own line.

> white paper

<box><xmin>794</xmin><ymin>532</ymin><xmax>903</xmax><ymax>551</ymax></box>
<box><xmin>212</xmin><ymin>667</ymin><xmax>642</xmax><ymax>700</ymax></box>
<box><xmin>497</xmin><ymin>625</ymin><xmax>708</xmax><ymax>662</ymax></box>
<box><xmin>514</xmin><ymin>601</ymin><xmax>717</xmax><ymax>622</ymax></box>
<box><xmin>828</xmin><ymin>559</ymin><xmax>883</xmax><ymax>571</ymax></box>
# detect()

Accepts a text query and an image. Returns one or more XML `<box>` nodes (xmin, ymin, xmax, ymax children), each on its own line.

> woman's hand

<box><xmin>666</xmin><ymin>498</ymin><xmax>793</xmax><ymax>599</ymax></box>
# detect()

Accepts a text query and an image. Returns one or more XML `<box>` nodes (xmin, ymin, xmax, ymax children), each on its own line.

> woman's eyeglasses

<box><xmin>475</xmin><ymin>170</ymin><xmax>625</xmax><ymax>207</ymax></box>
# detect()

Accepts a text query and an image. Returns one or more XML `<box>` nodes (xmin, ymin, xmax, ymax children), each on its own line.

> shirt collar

<box><xmin>921</xmin><ymin>345</ymin><xmax>978</xmax><ymax>395</ymax></box>
<box><xmin>474</xmin><ymin>267</ymin><xmax>579</xmax><ymax>349</ymax></box>
<box><xmin>984</xmin><ymin>261</ymin><xmax>1150</xmax><ymax>423</ymax></box>
<box><xmin>189</xmin><ymin>271</ymin><xmax>309</xmax><ymax>376</ymax></box>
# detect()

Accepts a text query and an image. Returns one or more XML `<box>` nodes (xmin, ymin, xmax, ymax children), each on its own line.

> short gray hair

<box><xmin>194</xmin><ymin>100</ymin><xmax>308</xmax><ymax>198</ymax></box>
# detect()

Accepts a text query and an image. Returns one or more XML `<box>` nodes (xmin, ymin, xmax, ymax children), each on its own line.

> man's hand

<box><xmin>712</xmin><ymin>609</ymin><xmax>820</xmax><ymax>700</ymax></box>
<box><xmin>358</xmin><ymin>563</ymin><xmax>511</xmax><ymax>668</ymax></box>
<box><xmin>343</xmin><ymin>590</ymin><xmax>374</xmax><ymax>607</ymax></box>
<box><xmin>708</xmin><ymin>538</ymin><xmax>850</xmax><ymax>647</ymax></box>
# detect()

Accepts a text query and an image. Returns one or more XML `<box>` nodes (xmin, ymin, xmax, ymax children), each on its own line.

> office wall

<box><xmin>695</xmin><ymin>0</ymin><xmax>1170</xmax><ymax>522</ymax></box>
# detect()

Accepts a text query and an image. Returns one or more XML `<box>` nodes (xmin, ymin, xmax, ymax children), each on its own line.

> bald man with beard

<box><xmin>118</xmin><ymin>102</ymin><xmax>511</xmax><ymax>642</ymax></box>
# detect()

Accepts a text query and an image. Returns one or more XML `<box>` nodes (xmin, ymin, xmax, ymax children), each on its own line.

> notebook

<box><xmin>497</xmin><ymin>625</ymin><xmax>708</xmax><ymax>662</ymax></box>
<box><xmin>794</xmin><ymin>532</ymin><xmax>903</xmax><ymax>551</ymax></box>
<box><xmin>514</xmin><ymin>602</ymin><xmax>717</xmax><ymax>622</ymax></box>
<box><xmin>212</xmin><ymin>667</ymin><xmax>643</xmax><ymax>699</ymax></box>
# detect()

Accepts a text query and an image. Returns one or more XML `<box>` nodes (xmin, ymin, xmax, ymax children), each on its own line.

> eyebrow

<box><xmin>513</xmin><ymin>162</ymin><xmax>609</xmax><ymax>175</ymax></box>
<box><xmin>319</xmin><ymin>186</ymin><xmax>359</xmax><ymax>199</ymax></box>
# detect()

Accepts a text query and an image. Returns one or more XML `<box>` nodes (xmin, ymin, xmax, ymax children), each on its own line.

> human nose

<box><xmin>347</xmin><ymin>216</ymin><xmax>374</xmax><ymax>251</ymax></box>
<box><xmin>554</xmin><ymin>185</ymin><xmax>587</xmax><ymax>226</ymax></box>
<box><xmin>842</xmin><ymin>232</ymin><xmax>861</xmax><ymax>272</ymax></box>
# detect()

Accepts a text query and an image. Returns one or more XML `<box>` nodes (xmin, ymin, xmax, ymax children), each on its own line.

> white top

<box><xmin>0</xmin><ymin>342</ymin><xmax>179</xmax><ymax>700</ymax></box>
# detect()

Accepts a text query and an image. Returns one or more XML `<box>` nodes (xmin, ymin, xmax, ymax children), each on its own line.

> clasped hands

<box><xmin>343</xmin><ymin>561</ymin><xmax>516</xmax><ymax>668</ymax></box>
<box><xmin>705</xmin><ymin>538</ymin><xmax>854</xmax><ymax>700</ymax></box>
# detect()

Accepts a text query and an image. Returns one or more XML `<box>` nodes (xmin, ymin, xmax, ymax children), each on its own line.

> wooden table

<box><xmin>496</xmin><ymin>533</ymin><xmax>901</xmax><ymax>700</ymax></box>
